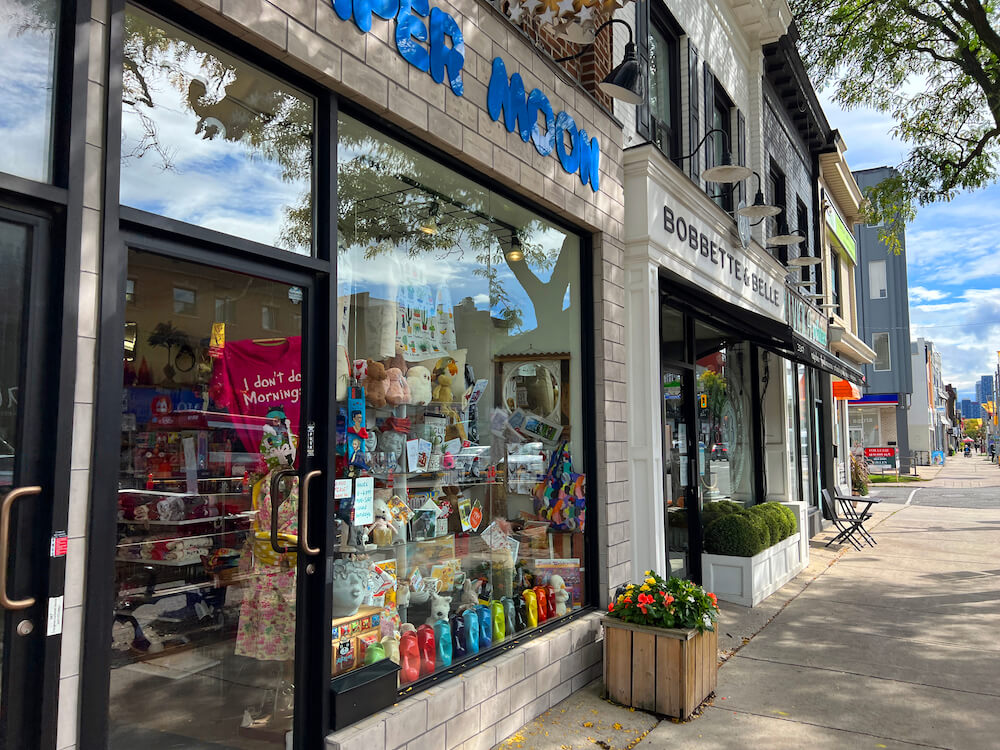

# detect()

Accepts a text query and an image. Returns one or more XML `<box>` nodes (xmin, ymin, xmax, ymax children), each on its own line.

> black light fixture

<box><xmin>672</xmin><ymin>127</ymin><xmax>752</xmax><ymax>184</ymax></box>
<box><xmin>505</xmin><ymin>233</ymin><xmax>524</xmax><ymax>263</ymax></box>
<box><xmin>769</xmin><ymin>219</ymin><xmax>806</xmax><ymax>246</ymax></box>
<box><xmin>737</xmin><ymin>171</ymin><xmax>782</xmax><ymax>219</ymax></box>
<box><xmin>786</xmin><ymin>253</ymin><xmax>821</xmax><ymax>266</ymax></box>
<box><xmin>555</xmin><ymin>19</ymin><xmax>644</xmax><ymax>106</ymax></box>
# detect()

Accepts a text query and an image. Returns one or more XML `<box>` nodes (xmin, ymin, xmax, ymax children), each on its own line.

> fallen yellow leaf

<box><xmin>613</xmin><ymin>723</ymin><xmax>623</xmax><ymax>730</ymax></box>
<box><xmin>583</xmin><ymin>722</ymin><xmax>594</xmax><ymax>728</ymax></box>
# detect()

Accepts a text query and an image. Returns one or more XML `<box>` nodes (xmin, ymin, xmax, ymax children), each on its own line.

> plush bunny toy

<box><xmin>425</xmin><ymin>592</ymin><xmax>452</xmax><ymax>626</ymax></box>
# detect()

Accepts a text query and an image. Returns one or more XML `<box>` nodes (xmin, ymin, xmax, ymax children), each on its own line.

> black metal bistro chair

<box><xmin>834</xmin><ymin>485</ymin><xmax>880</xmax><ymax>547</ymax></box>
<box><xmin>821</xmin><ymin>489</ymin><xmax>865</xmax><ymax>551</ymax></box>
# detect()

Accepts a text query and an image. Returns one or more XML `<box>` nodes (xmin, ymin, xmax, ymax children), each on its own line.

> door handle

<box><xmin>269</xmin><ymin>469</ymin><xmax>297</xmax><ymax>554</ymax></box>
<box><xmin>0</xmin><ymin>486</ymin><xmax>40</xmax><ymax>610</ymax></box>
<box><xmin>299</xmin><ymin>470</ymin><xmax>321</xmax><ymax>556</ymax></box>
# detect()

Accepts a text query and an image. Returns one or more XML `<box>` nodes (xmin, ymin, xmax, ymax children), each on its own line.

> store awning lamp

<box><xmin>419</xmin><ymin>202</ymin><xmax>440</xmax><ymax>235</ymax></box>
<box><xmin>769</xmin><ymin>221</ymin><xmax>806</xmax><ymax>246</ymax></box>
<box><xmin>737</xmin><ymin>172</ymin><xmax>782</xmax><ymax>218</ymax></box>
<box><xmin>670</xmin><ymin>128</ymin><xmax>752</xmax><ymax>185</ymax></box>
<box><xmin>555</xmin><ymin>19</ymin><xmax>644</xmax><ymax>106</ymax></box>
<box><xmin>786</xmin><ymin>253</ymin><xmax>822</xmax><ymax>266</ymax></box>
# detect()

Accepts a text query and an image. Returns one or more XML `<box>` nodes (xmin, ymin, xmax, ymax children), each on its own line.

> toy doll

<box><xmin>550</xmin><ymin>574</ymin><xmax>570</xmax><ymax>616</ymax></box>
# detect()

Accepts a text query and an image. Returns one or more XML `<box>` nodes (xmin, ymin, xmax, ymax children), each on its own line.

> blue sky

<box><xmin>818</xmin><ymin>92</ymin><xmax>1000</xmax><ymax>400</ymax></box>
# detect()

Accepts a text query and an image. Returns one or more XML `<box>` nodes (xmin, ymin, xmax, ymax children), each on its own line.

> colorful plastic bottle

<box><xmin>399</xmin><ymin>630</ymin><xmax>420</xmax><ymax>684</ymax></box>
<box><xmin>416</xmin><ymin>624</ymin><xmax>436</xmax><ymax>676</ymax></box>
<box><xmin>544</xmin><ymin>584</ymin><xmax>557</xmax><ymax>620</ymax></box>
<box><xmin>462</xmin><ymin>607</ymin><xmax>480</xmax><ymax>654</ymax></box>
<box><xmin>491</xmin><ymin>600</ymin><xmax>505</xmax><ymax>642</ymax></box>
<box><xmin>363</xmin><ymin>642</ymin><xmax>386</xmax><ymax>666</ymax></box>
<box><xmin>434</xmin><ymin>619</ymin><xmax>452</xmax><ymax>668</ymax></box>
<box><xmin>501</xmin><ymin>596</ymin><xmax>516</xmax><ymax>636</ymax></box>
<box><xmin>476</xmin><ymin>604</ymin><xmax>492</xmax><ymax>648</ymax></box>
<box><xmin>450</xmin><ymin>613</ymin><xmax>467</xmax><ymax>660</ymax></box>
<box><xmin>514</xmin><ymin>596</ymin><xmax>528</xmax><ymax>632</ymax></box>
<box><xmin>534</xmin><ymin>586</ymin><xmax>548</xmax><ymax>623</ymax></box>
<box><xmin>522</xmin><ymin>589</ymin><xmax>538</xmax><ymax>628</ymax></box>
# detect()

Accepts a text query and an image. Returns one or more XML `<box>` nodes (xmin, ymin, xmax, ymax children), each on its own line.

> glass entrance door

<box><xmin>0</xmin><ymin>210</ymin><xmax>55</xmax><ymax>749</ymax></box>
<box><xmin>109</xmin><ymin>249</ymin><xmax>318</xmax><ymax>749</ymax></box>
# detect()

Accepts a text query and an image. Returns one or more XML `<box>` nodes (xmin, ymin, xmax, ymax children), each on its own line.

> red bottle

<box><xmin>544</xmin><ymin>585</ymin><xmax>557</xmax><ymax>620</ymax></box>
<box><xmin>399</xmin><ymin>631</ymin><xmax>420</xmax><ymax>684</ymax></box>
<box><xmin>416</xmin><ymin>624</ymin><xmax>436</xmax><ymax>676</ymax></box>
<box><xmin>534</xmin><ymin>586</ymin><xmax>548</xmax><ymax>623</ymax></box>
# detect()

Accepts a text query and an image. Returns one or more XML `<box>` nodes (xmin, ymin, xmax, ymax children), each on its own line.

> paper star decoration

<box><xmin>557</xmin><ymin>0</ymin><xmax>577</xmax><ymax>18</ymax></box>
<box><xmin>537</xmin><ymin>5</ymin><xmax>558</xmax><ymax>26</ymax></box>
<box><xmin>507</xmin><ymin>1</ymin><xmax>525</xmax><ymax>23</ymax></box>
<box><xmin>576</xmin><ymin>3</ymin><xmax>595</xmax><ymax>23</ymax></box>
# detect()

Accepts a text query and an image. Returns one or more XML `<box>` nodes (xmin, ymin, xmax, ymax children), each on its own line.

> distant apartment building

<box><xmin>850</xmin><ymin>167</ymin><xmax>914</xmax><ymax>466</ymax></box>
<box><xmin>977</xmin><ymin>375</ymin><xmax>995</xmax><ymax>420</ymax></box>
<box><xmin>909</xmin><ymin>338</ymin><xmax>947</xmax><ymax>455</ymax></box>
<box><xmin>960</xmin><ymin>399</ymin><xmax>981</xmax><ymax>419</ymax></box>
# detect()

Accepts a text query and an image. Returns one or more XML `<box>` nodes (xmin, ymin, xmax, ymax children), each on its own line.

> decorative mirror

<box><xmin>494</xmin><ymin>354</ymin><xmax>569</xmax><ymax>425</ymax></box>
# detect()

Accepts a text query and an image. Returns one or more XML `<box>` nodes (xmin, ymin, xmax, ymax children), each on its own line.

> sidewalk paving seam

<box><xmin>788</xmin><ymin>594</ymin><xmax>1000</xmax><ymax>629</ymax></box>
<box><xmin>705</xmin><ymin>706</ymin><xmax>952</xmax><ymax>750</ymax></box>
<box><xmin>731</xmin><ymin>654</ymin><xmax>1000</xmax><ymax>698</ymax></box>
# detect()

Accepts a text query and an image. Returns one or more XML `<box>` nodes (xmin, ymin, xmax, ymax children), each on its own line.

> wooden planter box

<box><xmin>602</xmin><ymin>617</ymin><xmax>717</xmax><ymax>719</ymax></box>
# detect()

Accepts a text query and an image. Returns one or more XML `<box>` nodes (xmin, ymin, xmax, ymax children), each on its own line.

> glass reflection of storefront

<box><xmin>93</xmin><ymin>5</ymin><xmax>596</xmax><ymax>748</ymax></box>
<box><xmin>658</xmin><ymin>294</ymin><xmax>758</xmax><ymax>583</ymax></box>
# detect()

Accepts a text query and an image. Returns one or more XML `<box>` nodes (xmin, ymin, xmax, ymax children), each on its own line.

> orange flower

<box><xmin>638</xmin><ymin>605</ymin><xmax>647</xmax><ymax>615</ymax></box>
<box><xmin>637</xmin><ymin>593</ymin><xmax>654</xmax><ymax>605</ymax></box>
<box><xmin>608</xmin><ymin>602</ymin><xmax>614</xmax><ymax>611</ymax></box>
<box><xmin>662</xmin><ymin>593</ymin><xmax>674</xmax><ymax>605</ymax></box>
<box><xmin>707</xmin><ymin>592</ymin><xmax>718</xmax><ymax>607</ymax></box>
<box><xmin>623</xmin><ymin>596</ymin><xmax>632</xmax><ymax>604</ymax></box>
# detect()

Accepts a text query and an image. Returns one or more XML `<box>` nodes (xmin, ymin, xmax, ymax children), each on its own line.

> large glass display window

<box><xmin>331</xmin><ymin>115</ymin><xmax>588</xmax><ymax>684</ymax></box>
<box><xmin>0</xmin><ymin>0</ymin><xmax>59</xmax><ymax>182</ymax></box>
<box><xmin>118</xmin><ymin>6</ymin><xmax>315</xmax><ymax>255</ymax></box>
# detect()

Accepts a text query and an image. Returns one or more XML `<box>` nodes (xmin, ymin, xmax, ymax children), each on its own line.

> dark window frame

<box><xmin>81</xmin><ymin>3</ymin><xmax>603</xmax><ymax>748</ymax></box>
<box><xmin>766</xmin><ymin>162</ymin><xmax>787</xmax><ymax>263</ymax></box>
<box><xmin>638</xmin><ymin>0</ymin><xmax>682</xmax><ymax>159</ymax></box>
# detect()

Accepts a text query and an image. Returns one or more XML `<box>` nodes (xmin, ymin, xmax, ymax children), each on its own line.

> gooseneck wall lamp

<box><xmin>555</xmin><ymin>18</ymin><xmax>644</xmax><ymax>106</ymax></box>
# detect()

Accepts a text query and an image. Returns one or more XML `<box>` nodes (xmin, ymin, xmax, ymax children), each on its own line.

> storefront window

<box><xmin>112</xmin><ymin>250</ymin><xmax>306</xmax><ymax>746</ymax></box>
<box><xmin>695</xmin><ymin>322</ymin><xmax>752</xmax><ymax>508</ymax></box>
<box><xmin>0</xmin><ymin>0</ymin><xmax>59</xmax><ymax>182</ymax></box>
<box><xmin>119</xmin><ymin>6</ymin><xmax>315</xmax><ymax>255</ymax></box>
<box><xmin>333</xmin><ymin>115</ymin><xmax>587</xmax><ymax>683</ymax></box>
<box><xmin>784</xmin><ymin>359</ymin><xmax>799</xmax><ymax>501</ymax></box>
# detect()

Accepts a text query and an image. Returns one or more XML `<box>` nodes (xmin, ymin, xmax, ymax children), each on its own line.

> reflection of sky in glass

<box><xmin>0</xmin><ymin>3</ymin><xmax>57</xmax><ymax>182</ymax></box>
<box><xmin>119</xmin><ymin>9</ymin><xmax>313</xmax><ymax>254</ymax></box>
<box><xmin>337</xmin><ymin>115</ymin><xmax>578</xmax><ymax>337</ymax></box>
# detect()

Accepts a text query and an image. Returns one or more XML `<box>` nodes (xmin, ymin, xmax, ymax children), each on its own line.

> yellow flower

<box><xmin>617</xmin><ymin>594</ymin><xmax>624</xmax><ymax>603</ymax></box>
<box><xmin>644</xmin><ymin>576</ymin><xmax>656</xmax><ymax>585</ymax></box>
<box><xmin>639</xmin><ymin>584</ymin><xmax>651</xmax><ymax>592</ymax></box>
<box><xmin>626</xmin><ymin>584</ymin><xmax>635</xmax><ymax>590</ymax></box>
<box><xmin>644</xmin><ymin>570</ymin><xmax>651</xmax><ymax>576</ymax></box>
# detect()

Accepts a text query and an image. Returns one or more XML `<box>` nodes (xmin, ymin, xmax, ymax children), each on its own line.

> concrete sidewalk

<box><xmin>497</xmin><ymin>500</ymin><xmax>1000</xmax><ymax>749</ymax></box>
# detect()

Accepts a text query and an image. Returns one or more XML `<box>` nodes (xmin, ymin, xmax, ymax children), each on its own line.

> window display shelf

<box><xmin>116</xmin><ymin>556</ymin><xmax>209</xmax><ymax>567</ymax></box>
<box><xmin>118</xmin><ymin>513</ymin><xmax>252</xmax><ymax>527</ymax></box>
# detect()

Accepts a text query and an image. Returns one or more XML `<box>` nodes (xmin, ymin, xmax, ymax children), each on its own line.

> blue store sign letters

<box><xmin>327</xmin><ymin>0</ymin><xmax>602</xmax><ymax>192</ymax></box>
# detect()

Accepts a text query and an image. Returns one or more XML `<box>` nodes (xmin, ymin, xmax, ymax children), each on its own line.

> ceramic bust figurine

<box><xmin>331</xmin><ymin>559</ymin><xmax>370</xmax><ymax>618</ymax></box>
<box><xmin>550</xmin><ymin>574</ymin><xmax>570</xmax><ymax>616</ymax></box>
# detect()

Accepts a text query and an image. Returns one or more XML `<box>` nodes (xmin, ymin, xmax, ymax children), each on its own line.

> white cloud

<box><xmin>909</xmin><ymin>286</ymin><xmax>948</xmax><ymax>303</ymax></box>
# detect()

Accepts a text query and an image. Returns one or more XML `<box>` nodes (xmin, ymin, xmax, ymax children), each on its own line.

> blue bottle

<box><xmin>434</xmin><ymin>619</ymin><xmax>452</xmax><ymax>668</ymax></box>
<box><xmin>462</xmin><ymin>608</ymin><xmax>480</xmax><ymax>654</ymax></box>
<box><xmin>450</xmin><ymin>613</ymin><xmax>467</xmax><ymax>660</ymax></box>
<box><xmin>477</xmin><ymin>604</ymin><xmax>492</xmax><ymax>648</ymax></box>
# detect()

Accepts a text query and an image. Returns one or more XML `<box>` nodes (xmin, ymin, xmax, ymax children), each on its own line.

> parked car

<box><xmin>711</xmin><ymin>442</ymin><xmax>728</xmax><ymax>461</ymax></box>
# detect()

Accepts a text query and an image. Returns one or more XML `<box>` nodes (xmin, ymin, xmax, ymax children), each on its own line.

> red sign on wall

<box><xmin>865</xmin><ymin>446</ymin><xmax>896</xmax><ymax>467</ymax></box>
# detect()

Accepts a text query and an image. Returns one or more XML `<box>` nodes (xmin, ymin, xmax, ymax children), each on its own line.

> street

<box><xmin>502</xmin><ymin>458</ymin><xmax>1000</xmax><ymax>749</ymax></box>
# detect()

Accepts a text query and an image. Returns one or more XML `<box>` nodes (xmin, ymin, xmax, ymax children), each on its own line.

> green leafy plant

<box><xmin>608</xmin><ymin>571</ymin><xmax>719</xmax><ymax>632</ymax></box>
<box><xmin>851</xmin><ymin>453</ymin><xmax>869</xmax><ymax>496</ymax></box>
<box><xmin>748</xmin><ymin>504</ymin><xmax>786</xmax><ymax>543</ymax></box>
<box><xmin>703</xmin><ymin>513</ymin><xmax>767</xmax><ymax>557</ymax></box>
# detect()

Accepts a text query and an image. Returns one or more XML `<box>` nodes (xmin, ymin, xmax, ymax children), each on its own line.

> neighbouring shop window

<box><xmin>873</xmin><ymin>332</ymin><xmax>891</xmax><ymax>371</ymax></box>
<box><xmin>214</xmin><ymin>296</ymin><xmax>236</xmax><ymax>324</ymax></box>
<box><xmin>694</xmin><ymin>321</ymin><xmax>753</xmax><ymax>509</ymax></box>
<box><xmin>869</xmin><ymin>260</ymin><xmax>887</xmax><ymax>299</ymax></box>
<box><xmin>112</xmin><ymin>250</ymin><xmax>306</xmax><ymax>747</ymax></box>
<box><xmin>830</xmin><ymin>253</ymin><xmax>842</xmax><ymax>317</ymax></box>
<box><xmin>119</xmin><ymin>6</ymin><xmax>315</xmax><ymax>255</ymax></box>
<box><xmin>0</xmin><ymin>0</ymin><xmax>58</xmax><ymax>182</ymax></box>
<box><xmin>784</xmin><ymin>359</ymin><xmax>800</xmax><ymax>501</ymax></box>
<box><xmin>332</xmin><ymin>114</ymin><xmax>587</xmax><ymax>685</ymax></box>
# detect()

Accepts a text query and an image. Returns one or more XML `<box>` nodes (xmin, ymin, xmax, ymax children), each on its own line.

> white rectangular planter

<box><xmin>701</xmin><ymin>532</ymin><xmax>803</xmax><ymax>608</ymax></box>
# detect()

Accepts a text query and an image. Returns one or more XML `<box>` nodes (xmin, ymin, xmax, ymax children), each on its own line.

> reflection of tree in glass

<box><xmin>121</xmin><ymin>11</ymin><xmax>312</xmax><ymax>251</ymax></box>
<box><xmin>3</xmin><ymin>0</ymin><xmax>58</xmax><ymax>34</ymax></box>
<box><xmin>699</xmin><ymin>369</ymin><xmax>727</xmax><ymax>491</ymax></box>
<box><xmin>337</xmin><ymin>132</ymin><xmax>570</xmax><ymax>336</ymax></box>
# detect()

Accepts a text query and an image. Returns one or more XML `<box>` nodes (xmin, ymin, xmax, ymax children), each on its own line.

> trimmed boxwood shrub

<box><xmin>748</xmin><ymin>504</ymin><xmax>785</xmax><ymax>543</ymax></box>
<box><xmin>703</xmin><ymin>512</ymin><xmax>767</xmax><ymax>557</ymax></box>
<box><xmin>774</xmin><ymin>503</ymin><xmax>798</xmax><ymax>536</ymax></box>
<box><xmin>702</xmin><ymin>500</ymin><xmax>744</xmax><ymax>519</ymax></box>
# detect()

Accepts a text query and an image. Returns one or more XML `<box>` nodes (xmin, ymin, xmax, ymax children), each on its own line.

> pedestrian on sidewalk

<box><xmin>991</xmin><ymin>442</ymin><xmax>997</xmax><ymax>463</ymax></box>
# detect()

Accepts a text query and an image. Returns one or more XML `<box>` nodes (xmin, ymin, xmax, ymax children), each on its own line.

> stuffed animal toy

<box><xmin>425</xmin><ymin>592</ymin><xmax>452</xmax><ymax>626</ymax></box>
<box><xmin>457</xmin><ymin>578</ymin><xmax>480</xmax><ymax>612</ymax></box>
<box><xmin>406</xmin><ymin>366</ymin><xmax>433</xmax><ymax>406</ymax></box>
<box><xmin>336</xmin><ymin>346</ymin><xmax>351</xmax><ymax>401</ymax></box>
<box><xmin>432</xmin><ymin>373</ymin><xmax>455</xmax><ymax>404</ymax></box>
<box><xmin>362</xmin><ymin>359</ymin><xmax>389</xmax><ymax>408</ymax></box>
<box><xmin>442</xmin><ymin>404</ymin><xmax>466</xmax><ymax>443</ymax></box>
<box><xmin>366</xmin><ymin>495</ymin><xmax>397</xmax><ymax>547</ymax></box>
<box><xmin>352</xmin><ymin>359</ymin><xmax>368</xmax><ymax>383</ymax></box>
<box><xmin>384</xmin><ymin>367</ymin><xmax>410</xmax><ymax>406</ymax></box>
<box><xmin>384</xmin><ymin>345</ymin><xmax>408</xmax><ymax>374</ymax></box>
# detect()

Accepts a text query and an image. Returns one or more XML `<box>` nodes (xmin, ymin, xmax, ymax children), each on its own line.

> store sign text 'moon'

<box><xmin>326</xmin><ymin>2</ymin><xmax>602</xmax><ymax>192</ymax></box>
<box><xmin>486</xmin><ymin>58</ymin><xmax>601</xmax><ymax>192</ymax></box>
